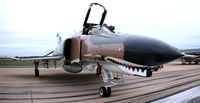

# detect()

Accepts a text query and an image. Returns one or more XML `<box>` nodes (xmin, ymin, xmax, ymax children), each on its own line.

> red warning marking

<box><xmin>188</xmin><ymin>56</ymin><xmax>200</xmax><ymax>64</ymax></box>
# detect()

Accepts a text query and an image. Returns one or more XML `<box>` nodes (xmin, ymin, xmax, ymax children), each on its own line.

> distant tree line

<box><xmin>0</xmin><ymin>57</ymin><xmax>33</xmax><ymax>66</ymax></box>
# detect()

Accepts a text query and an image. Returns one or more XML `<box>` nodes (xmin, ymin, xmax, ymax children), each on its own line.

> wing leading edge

<box><xmin>10</xmin><ymin>56</ymin><xmax>63</xmax><ymax>61</ymax></box>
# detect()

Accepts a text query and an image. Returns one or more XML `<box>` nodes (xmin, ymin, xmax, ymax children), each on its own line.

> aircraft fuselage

<box><xmin>63</xmin><ymin>33</ymin><xmax>182</xmax><ymax>67</ymax></box>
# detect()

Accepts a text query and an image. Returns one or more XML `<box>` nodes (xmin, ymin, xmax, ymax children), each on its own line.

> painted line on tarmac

<box><xmin>152</xmin><ymin>86</ymin><xmax>200</xmax><ymax>103</ymax></box>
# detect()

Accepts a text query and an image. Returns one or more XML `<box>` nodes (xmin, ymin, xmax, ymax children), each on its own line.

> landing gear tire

<box><xmin>147</xmin><ymin>70</ymin><xmax>152</xmax><ymax>77</ymax></box>
<box><xmin>181</xmin><ymin>59</ymin><xmax>186</xmax><ymax>65</ymax></box>
<box><xmin>99</xmin><ymin>87</ymin><xmax>106</xmax><ymax>97</ymax></box>
<box><xmin>182</xmin><ymin>62</ymin><xmax>186</xmax><ymax>65</ymax></box>
<box><xmin>99</xmin><ymin>87</ymin><xmax>111</xmax><ymax>97</ymax></box>
<box><xmin>107</xmin><ymin>87</ymin><xmax>111</xmax><ymax>97</ymax></box>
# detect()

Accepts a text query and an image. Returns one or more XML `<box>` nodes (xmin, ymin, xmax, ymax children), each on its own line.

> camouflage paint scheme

<box><xmin>10</xmin><ymin>3</ymin><xmax>183</xmax><ymax>97</ymax></box>
<box><xmin>61</xmin><ymin>24</ymin><xmax>182</xmax><ymax>77</ymax></box>
<box><xmin>67</xmin><ymin>26</ymin><xmax>182</xmax><ymax>67</ymax></box>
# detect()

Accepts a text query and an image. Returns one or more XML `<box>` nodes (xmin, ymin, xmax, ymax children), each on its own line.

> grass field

<box><xmin>0</xmin><ymin>57</ymin><xmax>33</xmax><ymax>66</ymax></box>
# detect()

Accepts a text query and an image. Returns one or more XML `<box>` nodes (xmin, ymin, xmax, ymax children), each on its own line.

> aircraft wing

<box><xmin>9</xmin><ymin>56</ymin><xmax>63</xmax><ymax>61</ymax></box>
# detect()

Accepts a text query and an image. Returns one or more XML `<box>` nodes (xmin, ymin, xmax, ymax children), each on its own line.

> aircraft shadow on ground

<box><xmin>9</xmin><ymin>71</ymin><xmax>103</xmax><ymax>85</ymax></box>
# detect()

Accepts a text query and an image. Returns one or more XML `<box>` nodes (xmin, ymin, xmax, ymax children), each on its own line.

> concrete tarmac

<box><xmin>0</xmin><ymin>62</ymin><xmax>200</xmax><ymax>103</ymax></box>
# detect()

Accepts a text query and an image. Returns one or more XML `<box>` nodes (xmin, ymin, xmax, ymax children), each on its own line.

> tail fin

<box><xmin>57</xmin><ymin>33</ymin><xmax>62</xmax><ymax>46</ymax></box>
<box><xmin>53</xmin><ymin>33</ymin><xmax>62</xmax><ymax>56</ymax></box>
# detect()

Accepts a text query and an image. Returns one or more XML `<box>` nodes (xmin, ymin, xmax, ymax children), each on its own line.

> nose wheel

<box><xmin>99</xmin><ymin>87</ymin><xmax>111</xmax><ymax>97</ymax></box>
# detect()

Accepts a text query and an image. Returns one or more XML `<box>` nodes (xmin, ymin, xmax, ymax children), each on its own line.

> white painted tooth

<box><xmin>139</xmin><ymin>69</ymin><xmax>141</xmax><ymax>73</ymax></box>
<box><xmin>144</xmin><ymin>70</ymin><xmax>147</xmax><ymax>76</ymax></box>
<box><xmin>134</xmin><ymin>69</ymin><xmax>137</xmax><ymax>74</ymax></box>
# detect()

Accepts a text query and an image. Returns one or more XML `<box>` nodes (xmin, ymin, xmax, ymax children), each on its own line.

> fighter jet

<box><xmin>11</xmin><ymin>3</ymin><xmax>182</xmax><ymax>97</ymax></box>
<box><xmin>179</xmin><ymin>48</ymin><xmax>200</xmax><ymax>65</ymax></box>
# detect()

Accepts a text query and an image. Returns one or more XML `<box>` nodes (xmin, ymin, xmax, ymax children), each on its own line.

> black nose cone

<box><xmin>123</xmin><ymin>35</ymin><xmax>183</xmax><ymax>66</ymax></box>
<box><xmin>157</xmin><ymin>45</ymin><xmax>183</xmax><ymax>64</ymax></box>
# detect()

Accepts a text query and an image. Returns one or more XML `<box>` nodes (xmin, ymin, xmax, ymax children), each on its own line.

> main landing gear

<box><xmin>34</xmin><ymin>60</ymin><xmax>40</xmax><ymax>79</ymax></box>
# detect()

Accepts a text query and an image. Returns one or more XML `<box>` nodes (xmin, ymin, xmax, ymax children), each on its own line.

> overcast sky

<box><xmin>0</xmin><ymin>0</ymin><xmax>200</xmax><ymax>56</ymax></box>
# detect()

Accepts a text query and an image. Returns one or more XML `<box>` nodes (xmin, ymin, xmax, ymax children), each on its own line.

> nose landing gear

<box><xmin>98</xmin><ymin>68</ymin><xmax>114</xmax><ymax>97</ymax></box>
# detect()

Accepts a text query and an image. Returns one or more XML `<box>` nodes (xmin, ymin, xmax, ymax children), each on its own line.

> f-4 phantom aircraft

<box><xmin>11</xmin><ymin>3</ymin><xmax>183</xmax><ymax>97</ymax></box>
<box><xmin>180</xmin><ymin>48</ymin><xmax>200</xmax><ymax>65</ymax></box>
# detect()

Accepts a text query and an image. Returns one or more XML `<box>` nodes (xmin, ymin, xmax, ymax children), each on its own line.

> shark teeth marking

<box><xmin>106</xmin><ymin>58</ymin><xmax>134</xmax><ymax>68</ymax></box>
<box><xmin>105</xmin><ymin>57</ymin><xmax>150</xmax><ymax>77</ymax></box>
<box><xmin>105</xmin><ymin>57</ymin><xmax>147</xmax><ymax>67</ymax></box>
<box><xmin>119</xmin><ymin>65</ymin><xmax>147</xmax><ymax>77</ymax></box>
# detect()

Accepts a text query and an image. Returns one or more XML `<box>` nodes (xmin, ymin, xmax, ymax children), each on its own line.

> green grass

<box><xmin>0</xmin><ymin>59</ymin><xmax>34</xmax><ymax>66</ymax></box>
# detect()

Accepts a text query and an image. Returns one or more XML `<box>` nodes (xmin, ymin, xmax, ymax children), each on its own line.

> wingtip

<box><xmin>9</xmin><ymin>56</ymin><xmax>20</xmax><ymax>60</ymax></box>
